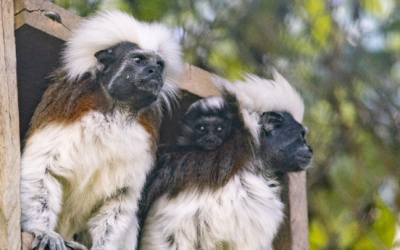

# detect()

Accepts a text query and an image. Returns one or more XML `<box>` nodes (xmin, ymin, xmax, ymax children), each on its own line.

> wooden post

<box><xmin>13</xmin><ymin>0</ymin><xmax>310</xmax><ymax>249</ymax></box>
<box><xmin>274</xmin><ymin>172</ymin><xmax>309</xmax><ymax>250</ymax></box>
<box><xmin>0</xmin><ymin>0</ymin><xmax>21</xmax><ymax>249</ymax></box>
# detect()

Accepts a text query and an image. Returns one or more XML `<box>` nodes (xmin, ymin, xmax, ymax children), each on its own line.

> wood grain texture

<box><xmin>0</xmin><ymin>0</ymin><xmax>21</xmax><ymax>249</ymax></box>
<box><xmin>21</xmin><ymin>232</ymin><xmax>34</xmax><ymax>250</ymax></box>
<box><xmin>274</xmin><ymin>172</ymin><xmax>310</xmax><ymax>250</ymax></box>
<box><xmin>288</xmin><ymin>171</ymin><xmax>309</xmax><ymax>250</ymax></box>
<box><xmin>14</xmin><ymin>0</ymin><xmax>82</xmax><ymax>38</ymax></box>
<box><xmin>179</xmin><ymin>64</ymin><xmax>220</xmax><ymax>97</ymax></box>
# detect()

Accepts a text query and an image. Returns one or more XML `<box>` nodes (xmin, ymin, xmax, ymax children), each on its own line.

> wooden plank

<box><xmin>288</xmin><ymin>171</ymin><xmax>309</xmax><ymax>249</ymax></box>
<box><xmin>274</xmin><ymin>173</ymin><xmax>309</xmax><ymax>250</ymax></box>
<box><xmin>0</xmin><ymin>0</ymin><xmax>21</xmax><ymax>249</ymax></box>
<box><xmin>14</xmin><ymin>0</ymin><xmax>82</xmax><ymax>37</ymax></box>
<box><xmin>179</xmin><ymin>64</ymin><xmax>220</xmax><ymax>97</ymax></box>
<box><xmin>21</xmin><ymin>232</ymin><xmax>34</xmax><ymax>250</ymax></box>
<box><xmin>14</xmin><ymin>0</ymin><xmax>84</xmax><ymax>141</ymax></box>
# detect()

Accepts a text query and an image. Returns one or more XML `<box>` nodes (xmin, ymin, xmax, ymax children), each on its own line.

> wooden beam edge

<box><xmin>0</xmin><ymin>0</ymin><xmax>21</xmax><ymax>249</ymax></box>
<box><xmin>288</xmin><ymin>171</ymin><xmax>309</xmax><ymax>249</ymax></box>
<box><xmin>14</xmin><ymin>0</ymin><xmax>83</xmax><ymax>40</ymax></box>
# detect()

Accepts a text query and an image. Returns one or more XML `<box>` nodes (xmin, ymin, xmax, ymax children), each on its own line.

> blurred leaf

<box><xmin>310</xmin><ymin>220</ymin><xmax>328</xmax><ymax>249</ymax></box>
<box><xmin>372</xmin><ymin>197</ymin><xmax>397</xmax><ymax>247</ymax></box>
<box><xmin>386</xmin><ymin>19</ymin><xmax>400</xmax><ymax>32</ymax></box>
<box><xmin>363</xmin><ymin>0</ymin><xmax>384</xmax><ymax>15</ymax></box>
<box><xmin>362</xmin><ymin>0</ymin><xmax>395</xmax><ymax>18</ymax></box>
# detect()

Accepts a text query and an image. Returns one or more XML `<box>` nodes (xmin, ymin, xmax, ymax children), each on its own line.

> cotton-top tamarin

<box><xmin>139</xmin><ymin>73</ymin><xmax>312</xmax><ymax>249</ymax></box>
<box><xmin>20</xmin><ymin>11</ymin><xmax>182</xmax><ymax>250</ymax></box>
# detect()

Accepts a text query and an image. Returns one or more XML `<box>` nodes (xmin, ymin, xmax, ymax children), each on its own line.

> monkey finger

<box><xmin>31</xmin><ymin>231</ymin><xmax>45</xmax><ymax>248</ymax></box>
<box><xmin>38</xmin><ymin>234</ymin><xmax>49</xmax><ymax>250</ymax></box>
<box><xmin>48</xmin><ymin>238</ymin><xmax>56</xmax><ymax>250</ymax></box>
<box><xmin>56</xmin><ymin>237</ymin><xmax>67</xmax><ymax>250</ymax></box>
<box><xmin>31</xmin><ymin>237</ymin><xmax>42</xmax><ymax>249</ymax></box>
<box><xmin>64</xmin><ymin>240</ymin><xmax>88</xmax><ymax>250</ymax></box>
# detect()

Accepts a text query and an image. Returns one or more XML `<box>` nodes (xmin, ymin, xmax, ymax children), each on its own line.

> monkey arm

<box><xmin>20</xmin><ymin>138</ymin><xmax>66</xmax><ymax>249</ymax></box>
<box><xmin>20</xmin><ymin>126</ymin><xmax>90</xmax><ymax>250</ymax></box>
<box><xmin>87</xmin><ymin>187</ymin><xmax>138</xmax><ymax>250</ymax></box>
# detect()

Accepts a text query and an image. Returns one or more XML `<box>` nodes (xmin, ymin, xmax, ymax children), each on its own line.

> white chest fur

<box><xmin>21</xmin><ymin>110</ymin><xmax>153</xmax><ymax>240</ymax></box>
<box><xmin>141</xmin><ymin>172</ymin><xmax>284</xmax><ymax>250</ymax></box>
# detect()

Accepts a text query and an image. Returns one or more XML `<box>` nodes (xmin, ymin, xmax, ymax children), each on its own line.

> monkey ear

<box><xmin>260</xmin><ymin>111</ymin><xmax>284</xmax><ymax>131</ymax></box>
<box><xmin>94</xmin><ymin>49</ymin><xmax>115</xmax><ymax>73</ymax></box>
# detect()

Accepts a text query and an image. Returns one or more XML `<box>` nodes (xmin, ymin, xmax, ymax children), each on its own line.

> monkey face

<box><xmin>193</xmin><ymin>116</ymin><xmax>232</xmax><ymax>150</ymax></box>
<box><xmin>259</xmin><ymin>111</ymin><xmax>313</xmax><ymax>172</ymax></box>
<box><xmin>177</xmin><ymin>97</ymin><xmax>235</xmax><ymax>150</ymax></box>
<box><xmin>95</xmin><ymin>42</ymin><xmax>165</xmax><ymax>110</ymax></box>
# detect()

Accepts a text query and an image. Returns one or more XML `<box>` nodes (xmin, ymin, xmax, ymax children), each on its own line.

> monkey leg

<box><xmin>87</xmin><ymin>188</ymin><xmax>138</xmax><ymax>250</ymax></box>
<box><xmin>21</xmin><ymin>148</ymin><xmax>66</xmax><ymax>250</ymax></box>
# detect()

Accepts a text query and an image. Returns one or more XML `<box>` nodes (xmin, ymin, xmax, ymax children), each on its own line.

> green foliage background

<box><xmin>52</xmin><ymin>0</ymin><xmax>400</xmax><ymax>248</ymax></box>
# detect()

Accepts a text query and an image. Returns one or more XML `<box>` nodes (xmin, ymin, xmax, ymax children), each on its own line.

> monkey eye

<box><xmin>216</xmin><ymin>126</ymin><xmax>224</xmax><ymax>134</ymax></box>
<box><xmin>157</xmin><ymin>60</ymin><xmax>165</xmax><ymax>68</ymax></box>
<box><xmin>133</xmin><ymin>57</ymin><xmax>143</xmax><ymax>64</ymax></box>
<box><xmin>301</xmin><ymin>126</ymin><xmax>308</xmax><ymax>137</ymax></box>
<box><xmin>196</xmin><ymin>126</ymin><xmax>206</xmax><ymax>134</ymax></box>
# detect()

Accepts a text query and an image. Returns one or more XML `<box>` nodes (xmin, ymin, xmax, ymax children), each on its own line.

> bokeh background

<box><xmin>51</xmin><ymin>0</ymin><xmax>400</xmax><ymax>249</ymax></box>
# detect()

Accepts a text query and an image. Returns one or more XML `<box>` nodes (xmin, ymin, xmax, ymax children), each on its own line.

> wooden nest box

<box><xmin>0</xmin><ymin>0</ymin><xmax>309</xmax><ymax>249</ymax></box>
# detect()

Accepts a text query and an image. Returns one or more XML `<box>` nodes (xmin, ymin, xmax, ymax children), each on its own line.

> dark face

<box><xmin>177</xmin><ymin>97</ymin><xmax>234</xmax><ymax>151</ymax></box>
<box><xmin>94</xmin><ymin>42</ymin><xmax>165</xmax><ymax>110</ymax></box>
<box><xmin>259</xmin><ymin>111</ymin><xmax>313</xmax><ymax>172</ymax></box>
<box><xmin>193</xmin><ymin>116</ymin><xmax>232</xmax><ymax>150</ymax></box>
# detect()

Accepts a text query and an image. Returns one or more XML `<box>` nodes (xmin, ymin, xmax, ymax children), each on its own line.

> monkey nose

<box><xmin>205</xmin><ymin>136</ymin><xmax>216</xmax><ymax>143</ymax></box>
<box><xmin>142</xmin><ymin>66</ymin><xmax>160</xmax><ymax>79</ymax></box>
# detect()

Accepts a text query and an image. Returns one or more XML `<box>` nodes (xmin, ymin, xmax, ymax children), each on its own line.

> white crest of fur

<box><xmin>185</xmin><ymin>96</ymin><xmax>224</xmax><ymax>115</ymax></box>
<box><xmin>198</xmin><ymin>96</ymin><xmax>225</xmax><ymax>111</ymax></box>
<box><xmin>211</xmin><ymin>77</ymin><xmax>261</xmax><ymax>144</ymax></box>
<box><xmin>233</xmin><ymin>71</ymin><xmax>304</xmax><ymax>123</ymax></box>
<box><xmin>63</xmin><ymin>10</ymin><xmax>183</xmax><ymax>86</ymax></box>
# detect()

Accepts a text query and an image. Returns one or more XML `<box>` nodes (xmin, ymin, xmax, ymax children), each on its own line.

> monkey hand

<box><xmin>64</xmin><ymin>240</ymin><xmax>88</xmax><ymax>250</ymax></box>
<box><xmin>31</xmin><ymin>229</ymin><xmax>68</xmax><ymax>250</ymax></box>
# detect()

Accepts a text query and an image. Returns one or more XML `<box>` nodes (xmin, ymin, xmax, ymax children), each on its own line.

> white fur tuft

<box><xmin>211</xmin><ymin>76</ymin><xmax>262</xmax><ymax>145</ymax></box>
<box><xmin>233</xmin><ymin>71</ymin><xmax>304</xmax><ymax>123</ymax></box>
<box><xmin>141</xmin><ymin>172</ymin><xmax>283</xmax><ymax>250</ymax></box>
<box><xmin>211</xmin><ymin>76</ymin><xmax>238</xmax><ymax>97</ymax></box>
<box><xmin>62</xmin><ymin>10</ymin><xmax>183</xmax><ymax>86</ymax></box>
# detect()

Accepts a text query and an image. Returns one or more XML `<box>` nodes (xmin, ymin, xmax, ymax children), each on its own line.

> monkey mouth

<box><xmin>138</xmin><ymin>79</ymin><xmax>163</xmax><ymax>93</ymax></box>
<box><xmin>296</xmin><ymin>148</ymin><xmax>313</xmax><ymax>168</ymax></box>
<box><xmin>203</xmin><ymin>144</ymin><xmax>219</xmax><ymax>150</ymax></box>
<box><xmin>142</xmin><ymin>93</ymin><xmax>158</xmax><ymax>105</ymax></box>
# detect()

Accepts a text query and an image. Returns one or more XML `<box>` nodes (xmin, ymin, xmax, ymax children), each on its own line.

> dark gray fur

<box><xmin>177</xmin><ymin>97</ymin><xmax>234</xmax><ymax>150</ymax></box>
